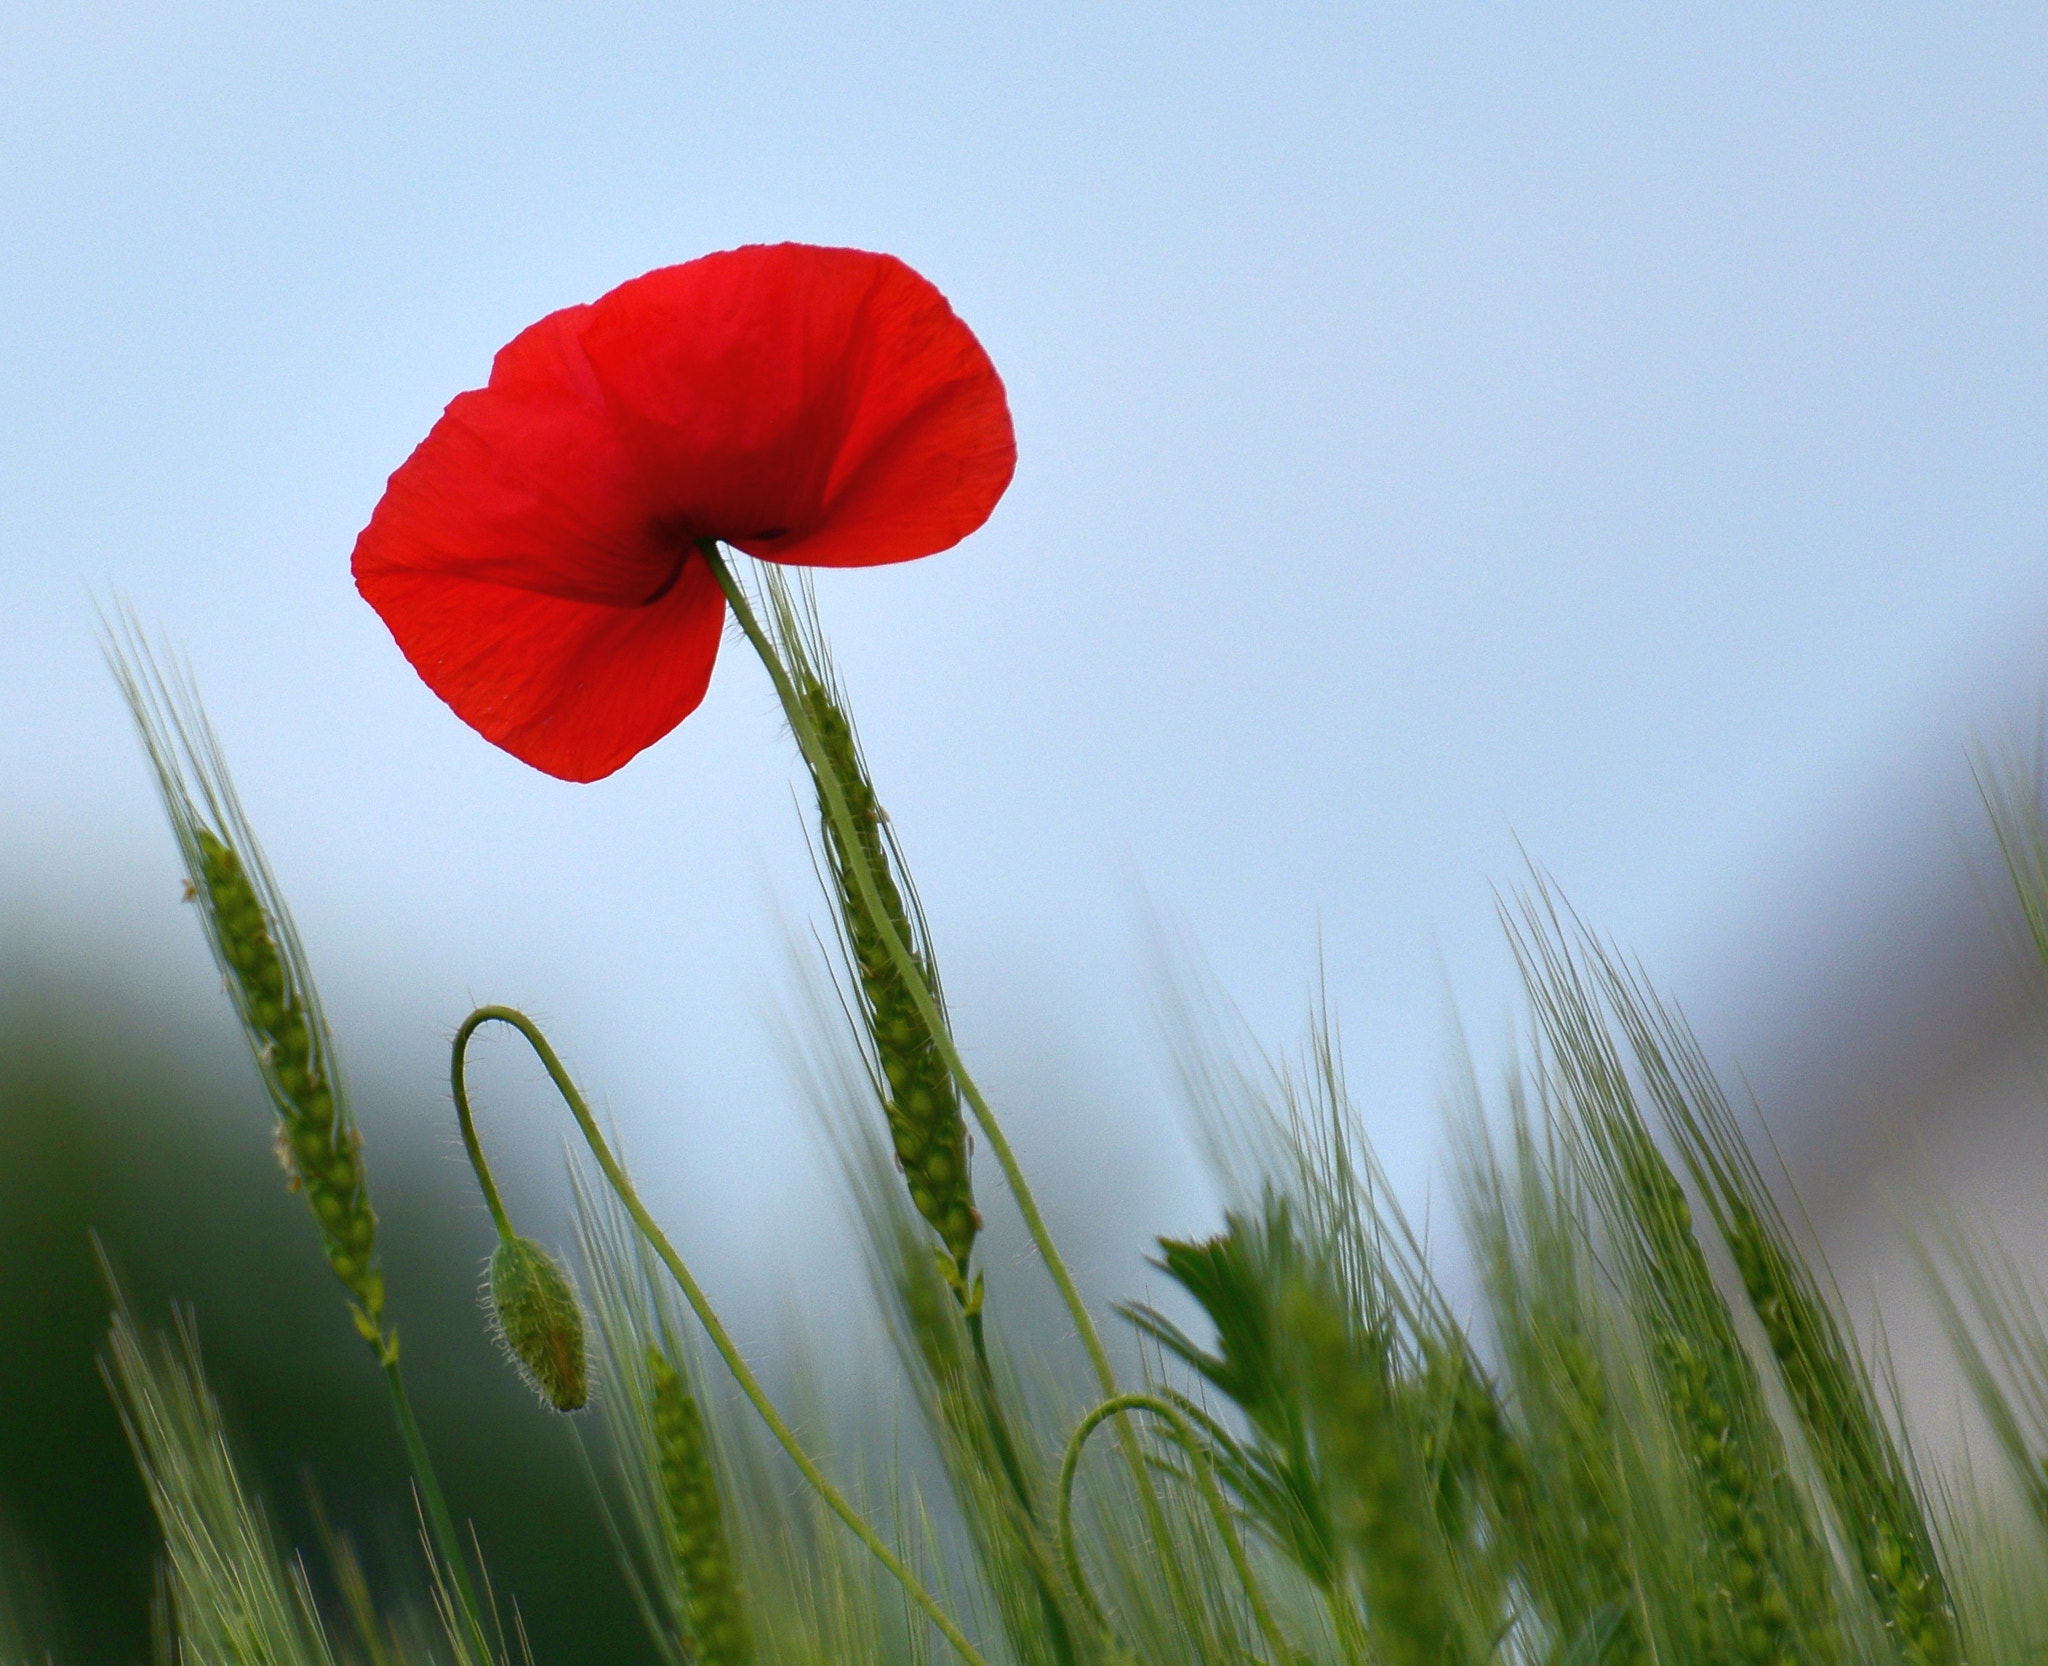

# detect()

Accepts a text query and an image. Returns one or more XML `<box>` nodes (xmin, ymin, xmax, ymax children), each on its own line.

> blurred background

<box><xmin>7</xmin><ymin>4</ymin><xmax>2048</xmax><ymax>1658</ymax></box>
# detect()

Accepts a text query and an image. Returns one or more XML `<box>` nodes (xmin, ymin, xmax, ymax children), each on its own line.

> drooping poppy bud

<box><xmin>488</xmin><ymin>1236</ymin><xmax>589</xmax><ymax>1412</ymax></box>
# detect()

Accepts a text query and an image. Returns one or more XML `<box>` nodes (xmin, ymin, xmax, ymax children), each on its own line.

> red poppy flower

<box><xmin>352</xmin><ymin>243</ymin><xmax>1016</xmax><ymax>782</ymax></box>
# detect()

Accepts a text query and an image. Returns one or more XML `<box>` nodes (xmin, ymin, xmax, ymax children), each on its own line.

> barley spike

<box><xmin>648</xmin><ymin>1347</ymin><xmax>752</xmax><ymax>1666</ymax></box>
<box><xmin>796</xmin><ymin>666</ymin><xmax>980</xmax><ymax>1291</ymax></box>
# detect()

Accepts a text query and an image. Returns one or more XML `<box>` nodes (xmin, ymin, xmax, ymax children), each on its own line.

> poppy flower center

<box><xmin>642</xmin><ymin>549</ymin><xmax>691</xmax><ymax>606</ymax></box>
<box><xmin>639</xmin><ymin>529</ymin><xmax>791</xmax><ymax>605</ymax></box>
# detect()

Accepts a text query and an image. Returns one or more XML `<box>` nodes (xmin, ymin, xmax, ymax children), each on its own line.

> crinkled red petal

<box><xmin>353</xmin><ymin>243</ymin><xmax>1014</xmax><ymax>781</ymax></box>
<box><xmin>580</xmin><ymin>244</ymin><xmax>1017</xmax><ymax>568</ymax></box>
<box><xmin>356</xmin><ymin>306</ymin><xmax>688</xmax><ymax>610</ymax></box>
<box><xmin>355</xmin><ymin>555</ymin><xmax>726</xmax><ymax>783</ymax></box>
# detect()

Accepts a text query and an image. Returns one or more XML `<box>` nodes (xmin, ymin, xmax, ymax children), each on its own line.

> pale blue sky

<box><xmin>6</xmin><ymin>4</ymin><xmax>2048</xmax><ymax>1314</ymax></box>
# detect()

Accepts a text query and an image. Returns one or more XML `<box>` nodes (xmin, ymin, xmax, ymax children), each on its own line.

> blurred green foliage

<box><xmin>0</xmin><ymin>942</ymin><xmax>655</xmax><ymax>1665</ymax></box>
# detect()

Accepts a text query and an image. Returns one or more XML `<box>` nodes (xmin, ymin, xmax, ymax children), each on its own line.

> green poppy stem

<box><xmin>699</xmin><ymin>543</ymin><xmax>1187</xmax><ymax>1612</ymax></box>
<box><xmin>450</xmin><ymin>1005</ymin><xmax>992</xmax><ymax>1666</ymax></box>
<box><xmin>697</xmin><ymin>540</ymin><xmax>1120</xmax><ymax>1403</ymax></box>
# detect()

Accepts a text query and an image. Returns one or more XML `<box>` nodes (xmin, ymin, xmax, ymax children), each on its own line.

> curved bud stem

<box><xmin>453</xmin><ymin>1041</ymin><xmax>517</xmax><ymax>1244</ymax></box>
<box><xmin>451</xmin><ymin>1005</ymin><xmax>993</xmax><ymax>1666</ymax></box>
<box><xmin>1057</xmin><ymin>1393</ymin><xmax>1288</xmax><ymax>1665</ymax></box>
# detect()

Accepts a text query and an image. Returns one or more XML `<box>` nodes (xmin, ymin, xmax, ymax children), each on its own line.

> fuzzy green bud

<box><xmin>489</xmin><ymin>1236</ymin><xmax>588</xmax><ymax>1412</ymax></box>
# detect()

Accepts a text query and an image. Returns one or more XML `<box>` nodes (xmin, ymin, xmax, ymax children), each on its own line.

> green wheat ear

<box><xmin>1611</xmin><ymin>951</ymin><xmax>1961</xmax><ymax>1665</ymax></box>
<box><xmin>752</xmin><ymin>569</ymin><xmax>980</xmax><ymax>1302</ymax></box>
<box><xmin>648</xmin><ymin>1347</ymin><xmax>753</xmax><ymax>1666</ymax></box>
<box><xmin>196</xmin><ymin>831</ymin><xmax>384</xmax><ymax>1334</ymax></box>
<box><xmin>106</xmin><ymin>621</ymin><xmax>388</xmax><ymax>1356</ymax></box>
<box><xmin>488</xmin><ymin>1236</ymin><xmax>589</xmax><ymax>1412</ymax></box>
<box><xmin>1287</xmin><ymin>1275</ymin><xmax>1471</xmax><ymax>1666</ymax></box>
<box><xmin>102</xmin><ymin>1288</ymin><xmax>338</xmax><ymax>1666</ymax></box>
<box><xmin>1511</xmin><ymin>889</ymin><xmax>1847</xmax><ymax>1665</ymax></box>
<box><xmin>799</xmin><ymin>670</ymin><xmax>979</xmax><ymax>1279</ymax></box>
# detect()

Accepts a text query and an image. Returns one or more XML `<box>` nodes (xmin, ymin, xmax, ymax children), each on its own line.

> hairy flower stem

<box><xmin>699</xmin><ymin>542</ymin><xmax>1114</xmax><ymax>1396</ymax></box>
<box><xmin>450</xmin><ymin>1005</ymin><xmax>992</xmax><ymax>1666</ymax></box>
<box><xmin>701</xmin><ymin>542</ymin><xmax>1180</xmax><ymax>1586</ymax></box>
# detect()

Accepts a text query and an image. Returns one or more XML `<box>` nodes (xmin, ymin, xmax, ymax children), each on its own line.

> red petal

<box><xmin>357</xmin><ymin>307</ymin><xmax>687</xmax><ymax>609</ymax></box>
<box><xmin>353</xmin><ymin>244</ymin><xmax>1014</xmax><ymax>781</ymax></box>
<box><xmin>580</xmin><ymin>245</ymin><xmax>1016</xmax><ymax>567</ymax></box>
<box><xmin>355</xmin><ymin>552</ymin><xmax>726</xmax><ymax>782</ymax></box>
